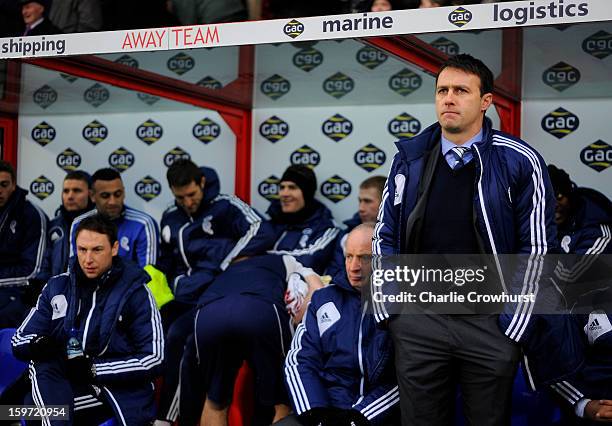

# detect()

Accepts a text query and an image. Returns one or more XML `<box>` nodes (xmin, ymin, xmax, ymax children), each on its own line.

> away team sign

<box><xmin>0</xmin><ymin>0</ymin><xmax>609</xmax><ymax>59</ymax></box>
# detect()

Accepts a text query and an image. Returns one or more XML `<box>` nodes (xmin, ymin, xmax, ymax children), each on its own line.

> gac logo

<box><xmin>135</xmin><ymin>176</ymin><xmax>162</xmax><ymax>202</ymax></box>
<box><xmin>30</xmin><ymin>176</ymin><xmax>54</xmax><ymax>201</ymax></box>
<box><xmin>321</xmin><ymin>175</ymin><xmax>352</xmax><ymax>204</ymax></box>
<box><xmin>290</xmin><ymin>145</ymin><xmax>320</xmax><ymax>168</ymax></box>
<box><xmin>31</xmin><ymin>121</ymin><xmax>56</xmax><ymax>146</ymax></box>
<box><xmin>258</xmin><ymin>175</ymin><xmax>280</xmax><ymax>201</ymax></box>
<box><xmin>108</xmin><ymin>147</ymin><xmax>135</xmax><ymax>173</ymax></box>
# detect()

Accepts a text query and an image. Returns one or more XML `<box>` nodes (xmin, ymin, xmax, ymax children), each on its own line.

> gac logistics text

<box><xmin>372</xmin><ymin>291</ymin><xmax>537</xmax><ymax>304</ymax></box>
<box><xmin>371</xmin><ymin>265</ymin><xmax>488</xmax><ymax>287</ymax></box>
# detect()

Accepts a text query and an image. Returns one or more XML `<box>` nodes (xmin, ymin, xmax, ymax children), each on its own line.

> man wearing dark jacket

<box><xmin>327</xmin><ymin>175</ymin><xmax>385</xmax><ymax>279</ymax></box>
<box><xmin>19</xmin><ymin>0</ymin><xmax>61</xmax><ymax>36</ymax></box>
<box><xmin>12</xmin><ymin>214</ymin><xmax>163</xmax><ymax>425</ymax></box>
<box><xmin>372</xmin><ymin>54</ymin><xmax>557</xmax><ymax>425</ymax></box>
<box><xmin>265</xmin><ymin>165</ymin><xmax>339</xmax><ymax>275</ymax></box>
<box><xmin>548</xmin><ymin>165</ymin><xmax>611</xmax><ymax>258</ymax></box>
<box><xmin>283</xmin><ymin>223</ymin><xmax>398</xmax><ymax>426</ymax></box>
<box><xmin>155</xmin><ymin>159</ymin><xmax>270</xmax><ymax>425</ymax></box>
<box><xmin>45</xmin><ymin>170</ymin><xmax>95</xmax><ymax>277</ymax></box>
<box><xmin>0</xmin><ymin>160</ymin><xmax>48</xmax><ymax>328</ymax></box>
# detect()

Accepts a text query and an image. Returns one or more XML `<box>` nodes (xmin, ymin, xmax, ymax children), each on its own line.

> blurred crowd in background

<box><xmin>1</xmin><ymin>0</ymin><xmax>517</xmax><ymax>38</ymax></box>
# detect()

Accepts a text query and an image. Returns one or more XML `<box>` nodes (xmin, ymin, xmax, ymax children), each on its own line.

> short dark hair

<box><xmin>75</xmin><ymin>214</ymin><xmax>118</xmax><ymax>245</ymax></box>
<box><xmin>436</xmin><ymin>54</ymin><xmax>494</xmax><ymax>97</ymax></box>
<box><xmin>0</xmin><ymin>160</ymin><xmax>16</xmax><ymax>182</ymax></box>
<box><xmin>64</xmin><ymin>170</ymin><xmax>91</xmax><ymax>188</ymax></box>
<box><xmin>359</xmin><ymin>176</ymin><xmax>386</xmax><ymax>197</ymax></box>
<box><xmin>91</xmin><ymin>168</ymin><xmax>121</xmax><ymax>185</ymax></box>
<box><xmin>166</xmin><ymin>159</ymin><xmax>203</xmax><ymax>188</ymax></box>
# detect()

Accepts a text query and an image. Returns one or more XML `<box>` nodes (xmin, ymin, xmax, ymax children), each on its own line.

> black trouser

<box><xmin>179</xmin><ymin>296</ymin><xmax>292</xmax><ymax>426</ymax></box>
<box><xmin>24</xmin><ymin>359</ymin><xmax>115</xmax><ymax>426</ymax></box>
<box><xmin>389</xmin><ymin>314</ymin><xmax>520</xmax><ymax>426</ymax></box>
<box><xmin>157</xmin><ymin>300</ymin><xmax>197</xmax><ymax>422</ymax></box>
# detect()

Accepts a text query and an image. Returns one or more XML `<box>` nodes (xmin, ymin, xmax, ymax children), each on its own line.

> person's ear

<box><xmin>481</xmin><ymin>93</ymin><xmax>493</xmax><ymax>112</ymax></box>
<box><xmin>111</xmin><ymin>240</ymin><xmax>119</xmax><ymax>257</ymax></box>
<box><xmin>200</xmin><ymin>176</ymin><xmax>206</xmax><ymax>189</ymax></box>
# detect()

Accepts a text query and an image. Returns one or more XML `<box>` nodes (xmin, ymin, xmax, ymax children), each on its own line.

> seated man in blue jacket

<box><xmin>0</xmin><ymin>160</ymin><xmax>48</xmax><ymax>328</ymax></box>
<box><xmin>548</xmin><ymin>165</ymin><xmax>611</xmax><ymax>274</ymax></box>
<box><xmin>265</xmin><ymin>165</ymin><xmax>339</xmax><ymax>275</ymax></box>
<box><xmin>45</xmin><ymin>170</ymin><xmax>95</xmax><ymax>277</ymax></box>
<box><xmin>283</xmin><ymin>223</ymin><xmax>398</xmax><ymax>426</ymax></box>
<box><xmin>12</xmin><ymin>214</ymin><xmax>164</xmax><ymax>425</ymax></box>
<box><xmin>70</xmin><ymin>167</ymin><xmax>159</xmax><ymax>269</ymax></box>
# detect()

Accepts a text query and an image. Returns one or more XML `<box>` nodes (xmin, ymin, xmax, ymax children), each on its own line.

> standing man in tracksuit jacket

<box><xmin>70</xmin><ymin>168</ymin><xmax>159</xmax><ymax>269</ymax></box>
<box><xmin>283</xmin><ymin>223</ymin><xmax>398</xmax><ymax>426</ymax></box>
<box><xmin>12</xmin><ymin>214</ymin><xmax>164</xmax><ymax>426</ymax></box>
<box><xmin>155</xmin><ymin>159</ymin><xmax>270</xmax><ymax>425</ymax></box>
<box><xmin>372</xmin><ymin>54</ymin><xmax>557</xmax><ymax>425</ymax></box>
<box><xmin>45</xmin><ymin>170</ymin><xmax>95</xmax><ymax>277</ymax></box>
<box><xmin>0</xmin><ymin>160</ymin><xmax>48</xmax><ymax>328</ymax></box>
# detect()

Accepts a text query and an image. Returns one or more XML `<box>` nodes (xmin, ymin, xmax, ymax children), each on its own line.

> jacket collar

<box><xmin>395</xmin><ymin>116</ymin><xmax>494</xmax><ymax>162</ymax></box>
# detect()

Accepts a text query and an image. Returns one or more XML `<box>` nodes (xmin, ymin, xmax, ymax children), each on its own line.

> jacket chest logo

<box><xmin>50</xmin><ymin>294</ymin><xmax>68</xmax><ymax>320</ymax></box>
<box><xmin>317</xmin><ymin>301</ymin><xmax>341</xmax><ymax>337</ymax></box>
<box><xmin>120</xmin><ymin>236</ymin><xmax>130</xmax><ymax>251</ymax></box>
<box><xmin>560</xmin><ymin>235</ymin><xmax>572</xmax><ymax>253</ymax></box>
<box><xmin>202</xmin><ymin>215</ymin><xmax>214</xmax><ymax>235</ymax></box>
<box><xmin>299</xmin><ymin>228</ymin><xmax>312</xmax><ymax>248</ymax></box>
<box><xmin>50</xmin><ymin>227</ymin><xmax>64</xmax><ymax>242</ymax></box>
<box><xmin>162</xmin><ymin>225</ymin><xmax>171</xmax><ymax>243</ymax></box>
<box><xmin>10</xmin><ymin>220</ymin><xmax>17</xmax><ymax>234</ymax></box>
<box><xmin>394</xmin><ymin>174</ymin><xmax>405</xmax><ymax>206</ymax></box>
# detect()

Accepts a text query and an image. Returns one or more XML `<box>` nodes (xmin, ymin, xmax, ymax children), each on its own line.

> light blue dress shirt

<box><xmin>441</xmin><ymin>129</ymin><xmax>483</xmax><ymax>169</ymax></box>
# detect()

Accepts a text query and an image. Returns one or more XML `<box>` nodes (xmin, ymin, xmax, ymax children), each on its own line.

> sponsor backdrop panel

<box><xmin>522</xmin><ymin>99</ymin><xmax>611</xmax><ymax>199</ymax></box>
<box><xmin>97</xmin><ymin>47</ymin><xmax>239</xmax><ymax>89</ymax></box>
<box><xmin>522</xmin><ymin>22</ymin><xmax>611</xmax><ymax>199</ymax></box>
<box><xmin>20</xmin><ymin>63</ymin><xmax>207</xmax><ymax>114</ymax></box>
<box><xmin>523</xmin><ymin>23</ymin><xmax>612</xmax><ymax>99</ymax></box>
<box><xmin>18</xmin><ymin>65</ymin><xmax>236</xmax><ymax>222</ymax></box>
<box><xmin>254</xmin><ymin>39</ymin><xmax>436</xmax><ymax>108</ymax></box>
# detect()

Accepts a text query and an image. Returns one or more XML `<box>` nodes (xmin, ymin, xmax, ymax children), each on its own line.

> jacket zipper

<box><xmin>473</xmin><ymin>145</ymin><xmax>507</xmax><ymax>293</ymax></box>
<box><xmin>81</xmin><ymin>287</ymin><xmax>98</xmax><ymax>352</ymax></box>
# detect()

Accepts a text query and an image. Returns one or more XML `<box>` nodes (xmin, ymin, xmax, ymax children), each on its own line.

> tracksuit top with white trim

<box><xmin>285</xmin><ymin>272</ymin><xmax>398</xmax><ymax>424</ymax></box>
<box><xmin>265</xmin><ymin>199</ymin><xmax>340</xmax><ymax>275</ymax></box>
<box><xmin>69</xmin><ymin>205</ymin><xmax>159</xmax><ymax>269</ymax></box>
<box><xmin>158</xmin><ymin>166</ymin><xmax>271</xmax><ymax>304</ymax></box>
<box><xmin>557</xmin><ymin>188</ymin><xmax>612</xmax><ymax>257</ymax></box>
<box><xmin>0</xmin><ymin>186</ymin><xmax>48</xmax><ymax>288</ymax></box>
<box><xmin>11</xmin><ymin>257</ymin><xmax>164</xmax><ymax>425</ymax></box>
<box><xmin>372</xmin><ymin>118</ymin><xmax>557</xmax><ymax>343</ymax></box>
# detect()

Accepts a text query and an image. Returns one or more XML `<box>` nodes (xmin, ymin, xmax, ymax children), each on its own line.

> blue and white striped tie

<box><xmin>449</xmin><ymin>146</ymin><xmax>470</xmax><ymax>170</ymax></box>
